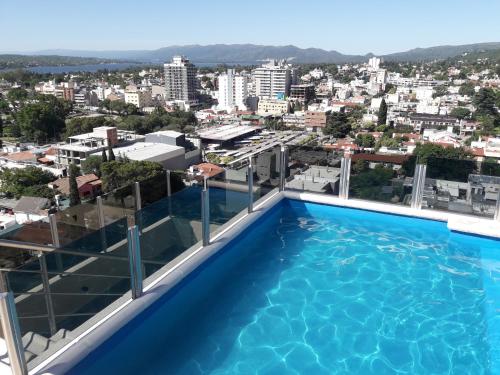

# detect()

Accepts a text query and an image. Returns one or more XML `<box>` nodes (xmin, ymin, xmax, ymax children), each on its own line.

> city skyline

<box><xmin>2</xmin><ymin>0</ymin><xmax>500</xmax><ymax>55</ymax></box>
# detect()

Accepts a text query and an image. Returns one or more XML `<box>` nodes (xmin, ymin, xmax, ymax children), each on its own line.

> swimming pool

<box><xmin>68</xmin><ymin>199</ymin><xmax>500</xmax><ymax>374</ymax></box>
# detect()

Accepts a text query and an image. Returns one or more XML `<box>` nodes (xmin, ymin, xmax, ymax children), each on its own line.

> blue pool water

<box><xmin>69</xmin><ymin>200</ymin><xmax>500</xmax><ymax>374</ymax></box>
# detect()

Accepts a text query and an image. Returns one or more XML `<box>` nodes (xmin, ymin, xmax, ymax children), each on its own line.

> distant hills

<box><xmin>0</xmin><ymin>54</ymin><xmax>127</xmax><ymax>70</ymax></box>
<box><xmin>3</xmin><ymin>42</ymin><xmax>500</xmax><ymax>66</ymax></box>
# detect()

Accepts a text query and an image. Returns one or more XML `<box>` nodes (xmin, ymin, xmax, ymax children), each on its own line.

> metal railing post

<box><xmin>279</xmin><ymin>146</ymin><xmax>287</xmax><ymax>191</ymax></box>
<box><xmin>49</xmin><ymin>214</ymin><xmax>64</xmax><ymax>273</ymax></box>
<box><xmin>339</xmin><ymin>156</ymin><xmax>351</xmax><ymax>199</ymax></box>
<box><xmin>96</xmin><ymin>196</ymin><xmax>108</xmax><ymax>251</ymax></box>
<box><xmin>0</xmin><ymin>289</ymin><xmax>28</xmax><ymax>375</ymax></box>
<box><xmin>494</xmin><ymin>189</ymin><xmax>500</xmax><ymax>222</ymax></box>
<box><xmin>248</xmin><ymin>158</ymin><xmax>254</xmax><ymax>213</ymax></box>
<box><xmin>166</xmin><ymin>170</ymin><xmax>172</xmax><ymax>197</ymax></box>
<box><xmin>127</xmin><ymin>225</ymin><xmax>143</xmax><ymax>299</ymax></box>
<box><xmin>134</xmin><ymin>181</ymin><xmax>142</xmax><ymax>212</ymax></box>
<box><xmin>411</xmin><ymin>164</ymin><xmax>427</xmax><ymax>210</ymax></box>
<box><xmin>38</xmin><ymin>253</ymin><xmax>57</xmax><ymax>336</ymax></box>
<box><xmin>134</xmin><ymin>182</ymin><xmax>142</xmax><ymax>232</ymax></box>
<box><xmin>96</xmin><ymin>196</ymin><xmax>106</xmax><ymax>228</ymax></box>
<box><xmin>201</xmin><ymin>178</ymin><xmax>210</xmax><ymax>246</ymax></box>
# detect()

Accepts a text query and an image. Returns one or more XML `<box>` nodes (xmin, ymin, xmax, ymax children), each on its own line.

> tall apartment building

<box><xmin>253</xmin><ymin>60</ymin><xmax>295</xmax><ymax>99</ymax></box>
<box><xmin>368</xmin><ymin>56</ymin><xmax>381</xmax><ymax>70</ymax></box>
<box><xmin>164</xmin><ymin>56</ymin><xmax>198</xmax><ymax>105</ymax></box>
<box><xmin>217</xmin><ymin>69</ymin><xmax>248</xmax><ymax>111</ymax></box>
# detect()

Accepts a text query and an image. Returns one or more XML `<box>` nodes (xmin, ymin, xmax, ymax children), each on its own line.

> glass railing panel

<box><xmin>349</xmin><ymin>153</ymin><xmax>415</xmax><ymax>205</ymax></box>
<box><xmin>53</xmin><ymin>198</ymin><xmax>98</xmax><ymax>246</ymax></box>
<box><xmin>252</xmin><ymin>145</ymin><xmax>283</xmax><ymax>203</ymax></box>
<box><xmin>0</xmin><ymin>216</ymin><xmax>52</xmax><ymax>245</ymax></box>
<box><xmin>137</xmin><ymin>172</ymin><xmax>202</xmax><ymax>278</ymax></box>
<box><xmin>286</xmin><ymin>145</ymin><xmax>342</xmax><ymax>196</ymax></box>
<box><xmin>5</xmin><ymin>246</ymin><xmax>132</xmax><ymax>350</ymax></box>
<box><xmin>422</xmin><ymin>157</ymin><xmax>480</xmax><ymax>215</ymax></box>
<box><xmin>208</xmin><ymin>160</ymin><xmax>250</xmax><ymax>227</ymax></box>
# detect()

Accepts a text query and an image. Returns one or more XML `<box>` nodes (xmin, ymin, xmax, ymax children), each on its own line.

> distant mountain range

<box><xmin>4</xmin><ymin>42</ymin><xmax>500</xmax><ymax>65</ymax></box>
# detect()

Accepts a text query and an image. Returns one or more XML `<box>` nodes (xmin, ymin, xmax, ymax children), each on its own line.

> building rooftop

<box><xmin>197</xmin><ymin>125</ymin><xmax>260</xmax><ymax>142</ymax></box>
<box><xmin>112</xmin><ymin>142</ymin><xmax>185</xmax><ymax>161</ymax></box>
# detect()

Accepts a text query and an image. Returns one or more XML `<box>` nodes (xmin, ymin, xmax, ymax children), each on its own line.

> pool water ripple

<box><xmin>70</xmin><ymin>200</ymin><xmax>500</xmax><ymax>375</ymax></box>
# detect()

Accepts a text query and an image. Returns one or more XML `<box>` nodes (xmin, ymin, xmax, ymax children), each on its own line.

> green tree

<box><xmin>474</xmin><ymin>88</ymin><xmax>499</xmax><ymax>117</ymax></box>
<box><xmin>0</xmin><ymin>98</ymin><xmax>9</xmax><ymax>113</ymax></box>
<box><xmin>377</xmin><ymin>99</ymin><xmax>387</xmax><ymax>126</ymax></box>
<box><xmin>108</xmin><ymin>144</ymin><xmax>116</xmax><ymax>161</ymax></box>
<box><xmin>0</xmin><ymin>166</ymin><xmax>56</xmax><ymax>199</ymax></box>
<box><xmin>450</xmin><ymin>107</ymin><xmax>471</xmax><ymax>120</ymax></box>
<box><xmin>7</xmin><ymin>87</ymin><xmax>28</xmax><ymax>103</ymax></box>
<box><xmin>68</xmin><ymin>163</ymin><xmax>81</xmax><ymax>206</ymax></box>
<box><xmin>206</xmin><ymin>153</ymin><xmax>221</xmax><ymax>164</ymax></box>
<box><xmin>324</xmin><ymin>112</ymin><xmax>351</xmax><ymax>138</ymax></box>
<box><xmin>101</xmin><ymin>149</ymin><xmax>108</xmax><ymax>163</ymax></box>
<box><xmin>355</xmin><ymin>134</ymin><xmax>375</xmax><ymax>148</ymax></box>
<box><xmin>100</xmin><ymin>160</ymin><xmax>164</xmax><ymax>192</ymax></box>
<box><xmin>350</xmin><ymin>166</ymin><xmax>395</xmax><ymax>201</ymax></box>
<box><xmin>432</xmin><ymin>85</ymin><xmax>448</xmax><ymax>98</ymax></box>
<box><xmin>411</xmin><ymin>143</ymin><xmax>474</xmax><ymax>181</ymax></box>
<box><xmin>65</xmin><ymin>116</ymin><xmax>116</xmax><ymax>138</ymax></box>
<box><xmin>81</xmin><ymin>155</ymin><xmax>103</xmax><ymax>177</ymax></box>
<box><xmin>15</xmin><ymin>95</ymin><xmax>71</xmax><ymax>143</ymax></box>
<box><xmin>458</xmin><ymin>82</ymin><xmax>475</xmax><ymax>97</ymax></box>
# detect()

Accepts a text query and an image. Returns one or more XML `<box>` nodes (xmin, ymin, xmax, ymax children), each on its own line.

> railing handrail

<box><xmin>0</xmin><ymin>239</ymin><xmax>165</xmax><ymax>266</ymax></box>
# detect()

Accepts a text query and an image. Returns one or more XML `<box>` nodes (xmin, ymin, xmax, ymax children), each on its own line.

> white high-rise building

<box><xmin>368</xmin><ymin>56</ymin><xmax>381</xmax><ymax>70</ymax></box>
<box><xmin>164</xmin><ymin>56</ymin><xmax>198</xmax><ymax>105</ymax></box>
<box><xmin>253</xmin><ymin>60</ymin><xmax>294</xmax><ymax>99</ymax></box>
<box><xmin>217</xmin><ymin>69</ymin><xmax>248</xmax><ymax>111</ymax></box>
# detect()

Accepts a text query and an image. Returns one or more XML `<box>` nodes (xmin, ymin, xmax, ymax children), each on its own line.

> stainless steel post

<box><xmin>339</xmin><ymin>156</ymin><xmax>351</xmax><ymax>199</ymax></box>
<box><xmin>248</xmin><ymin>158</ymin><xmax>254</xmax><ymax>213</ymax></box>
<box><xmin>96</xmin><ymin>196</ymin><xmax>108</xmax><ymax>251</ymax></box>
<box><xmin>0</xmin><ymin>291</ymin><xmax>28</xmax><ymax>375</ymax></box>
<box><xmin>166</xmin><ymin>170</ymin><xmax>172</xmax><ymax>197</ymax></box>
<box><xmin>279</xmin><ymin>146</ymin><xmax>287</xmax><ymax>191</ymax></box>
<box><xmin>411</xmin><ymin>164</ymin><xmax>426</xmax><ymax>210</ymax></box>
<box><xmin>39</xmin><ymin>253</ymin><xmax>57</xmax><ymax>336</ymax></box>
<box><xmin>410</xmin><ymin>164</ymin><xmax>421</xmax><ymax>209</ymax></box>
<box><xmin>494</xmin><ymin>189</ymin><xmax>500</xmax><ymax>222</ymax></box>
<box><xmin>96</xmin><ymin>196</ymin><xmax>106</xmax><ymax>228</ymax></box>
<box><xmin>127</xmin><ymin>225</ymin><xmax>143</xmax><ymax>299</ymax></box>
<box><xmin>49</xmin><ymin>214</ymin><xmax>64</xmax><ymax>272</ymax></box>
<box><xmin>201</xmin><ymin>179</ymin><xmax>210</xmax><ymax>246</ymax></box>
<box><xmin>134</xmin><ymin>182</ymin><xmax>142</xmax><ymax>233</ymax></box>
<box><xmin>134</xmin><ymin>181</ymin><xmax>142</xmax><ymax>211</ymax></box>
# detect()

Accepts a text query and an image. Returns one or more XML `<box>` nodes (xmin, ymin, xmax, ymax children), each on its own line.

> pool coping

<box><xmin>28</xmin><ymin>190</ymin><xmax>500</xmax><ymax>374</ymax></box>
<box><xmin>284</xmin><ymin>191</ymin><xmax>500</xmax><ymax>240</ymax></box>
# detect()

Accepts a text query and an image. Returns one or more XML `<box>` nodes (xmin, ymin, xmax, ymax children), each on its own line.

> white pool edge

<box><xmin>28</xmin><ymin>191</ymin><xmax>500</xmax><ymax>374</ymax></box>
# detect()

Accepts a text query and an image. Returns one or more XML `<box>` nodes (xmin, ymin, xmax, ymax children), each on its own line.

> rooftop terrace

<box><xmin>0</xmin><ymin>146</ymin><xmax>499</xmax><ymax>374</ymax></box>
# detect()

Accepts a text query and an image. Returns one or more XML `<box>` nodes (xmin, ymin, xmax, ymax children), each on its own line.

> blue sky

<box><xmin>2</xmin><ymin>0</ymin><xmax>499</xmax><ymax>54</ymax></box>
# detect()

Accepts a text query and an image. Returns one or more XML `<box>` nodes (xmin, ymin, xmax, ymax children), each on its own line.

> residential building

<box><xmin>257</xmin><ymin>99</ymin><xmax>290</xmax><ymax>116</ymax></box>
<box><xmin>253</xmin><ymin>60</ymin><xmax>294</xmax><ymax>99</ymax></box>
<box><xmin>56</xmin><ymin>127</ymin><xmax>143</xmax><ymax>167</ymax></box>
<box><xmin>368</xmin><ymin>57</ymin><xmax>381</xmax><ymax>70</ymax></box>
<box><xmin>217</xmin><ymin>69</ymin><xmax>248</xmax><ymax>111</ymax></box>
<box><xmin>125</xmin><ymin>88</ymin><xmax>153</xmax><ymax>108</ymax></box>
<box><xmin>290</xmin><ymin>84</ymin><xmax>315</xmax><ymax>103</ymax></box>
<box><xmin>49</xmin><ymin>174</ymin><xmax>102</xmax><ymax>200</ymax></box>
<box><xmin>283</xmin><ymin>112</ymin><xmax>305</xmax><ymax>128</ymax></box>
<box><xmin>164</xmin><ymin>56</ymin><xmax>198</xmax><ymax>105</ymax></box>
<box><xmin>305</xmin><ymin>111</ymin><xmax>330</xmax><ymax>131</ymax></box>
